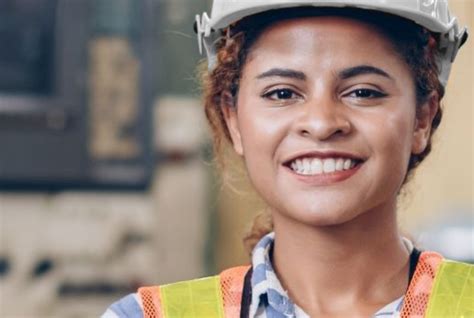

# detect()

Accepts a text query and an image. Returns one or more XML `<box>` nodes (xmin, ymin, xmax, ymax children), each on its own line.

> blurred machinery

<box><xmin>0</xmin><ymin>0</ymin><xmax>212</xmax><ymax>316</ymax></box>
<box><xmin>0</xmin><ymin>0</ymin><xmax>155</xmax><ymax>189</ymax></box>
<box><xmin>0</xmin><ymin>194</ymin><xmax>159</xmax><ymax>316</ymax></box>
<box><xmin>0</xmin><ymin>95</ymin><xmax>211</xmax><ymax>317</ymax></box>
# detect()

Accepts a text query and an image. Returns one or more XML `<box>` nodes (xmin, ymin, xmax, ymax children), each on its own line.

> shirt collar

<box><xmin>249</xmin><ymin>232</ymin><xmax>297</xmax><ymax>318</ymax></box>
<box><xmin>248</xmin><ymin>232</ymin><xmax>410</xmax><ymax>318</ymax></box>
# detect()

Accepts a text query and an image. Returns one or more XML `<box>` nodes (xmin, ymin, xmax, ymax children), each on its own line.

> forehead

<box><xmin>246</xmin><ymin>16</ymin><xmax>402</xmax><ymax>68</ymax></box>
<box><xmin>261</xmin><ymin>16</ymin><xmax>388</xmax><ymax>41</ymax></box>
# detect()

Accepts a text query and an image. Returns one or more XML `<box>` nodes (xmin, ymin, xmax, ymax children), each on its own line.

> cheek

<box><xmin>237</xmin><ymin>105</ymin><xmax>290</xmax><ymax>155</ymax></box>
<box><xmin>363</xmin><ymin>107</ymin><xmax>416</xmax><ymax>171</ymax></box>
<box><xmin>236</xmin><ymin>105</ymin><xmax>292</xmax><ymax>187</ymax></box>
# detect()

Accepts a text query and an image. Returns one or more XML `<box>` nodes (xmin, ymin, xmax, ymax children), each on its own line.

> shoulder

<box><xmin>138</xmin><ymin>265</ymin><xmax>251</xmax><ymax>303</ymax></box>
<box><xmin>430</xmin><ymin>253</ymin><xmax>473</xmax><ymax>286</ymax></box>
<box><xmin>413</xmin><ymin>251</ymin><xmax>473</xmax><ymax>284</ymax></box>
<box><xmin>101</xmin><ymin>293</ymin><xmax>143</xmax><ymax>318</ymax></box>
<box><xmin>417</xmin><ymin>251</ymin><xmax>473</xmax><ymax>273</ymax></box>
<box><xmin>407</xmin><ymin>251</ymin><xmax>473</xmax><ymax>316</ymax></box>
<box><xmin>430</xmin><ymin>254</ymin><xmax>473</xmax><ymax>315</ymax></box>
<box><xmin>102</xmin><ymin>266</ymin><xmax>251</xmax><ymax>318</ymax></box>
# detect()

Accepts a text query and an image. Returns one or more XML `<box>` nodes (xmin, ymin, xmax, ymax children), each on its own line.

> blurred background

<box><xmin>0</xmin><ymin>0</ymin><xmax>471</xmax><ymax>317</ymax></box>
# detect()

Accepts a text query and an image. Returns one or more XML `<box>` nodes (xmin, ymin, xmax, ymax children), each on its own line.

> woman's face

<box><xmin>224</xmin><ymin>17</ymin><xmax>433</xmax><ymax>227</ymax></box>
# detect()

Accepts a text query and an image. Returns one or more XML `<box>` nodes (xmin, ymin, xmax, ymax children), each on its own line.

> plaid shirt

<box><xmin>249</xmin><ymin>232</ymin><xmax>405</xmax><ymax>318</ymax></box>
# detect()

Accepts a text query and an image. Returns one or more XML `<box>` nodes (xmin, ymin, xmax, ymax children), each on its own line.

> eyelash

<box><xmin>344</xmin><ymin>88</ymin><xmax>388</xmax><ymax>99</ymax></box>
<box><xmin>261</xmin><ymin>88</ymin><xmax>301</xmax><ymax>101</ymax></box>
<box><xmin>261</xmin><ymin>87</ymin><xmax>388</xmax><ymax>103</ymax></box>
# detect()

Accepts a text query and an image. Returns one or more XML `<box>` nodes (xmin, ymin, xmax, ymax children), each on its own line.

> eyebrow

<box><xmin>255</xmin><ymin>65</ymin><xmax>393</xmax><ymax>82</ymax></box>
<box><xmin>256</xmin><ymin>68</ymin><xmax>306</xmax><ymax>81</ymax></box>
<box><xmin>339</xmin><ymin>65</ymin><xmax>393</xmax><ymax>81</ymax></box>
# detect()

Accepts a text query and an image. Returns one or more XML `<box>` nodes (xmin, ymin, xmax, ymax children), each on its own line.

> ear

<box><xmin>411</xmin><ymin>92</ymin><xmax>439</xmax><ymax>155</ymax></box>
<box><xmin>221</xmin><ymin>92</ymin><xmax>244</xmax><ymax>156</ymax></box>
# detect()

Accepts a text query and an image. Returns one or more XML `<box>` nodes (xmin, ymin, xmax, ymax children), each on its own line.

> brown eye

<box><xmin>349</xmin><ymin>89</ymin><xmax>387</xmax><ymax>98</ymax></box>
<box><xmin>263</xmin><ymin>88</ymin><xmax>298</xmax><ymax>100</ymax></box>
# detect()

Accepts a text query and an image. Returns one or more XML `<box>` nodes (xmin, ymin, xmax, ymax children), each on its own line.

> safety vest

<box><xmin>138</xmin><ymin>252</ymin><xmax>473</xmax><ymax>318</ymax></box>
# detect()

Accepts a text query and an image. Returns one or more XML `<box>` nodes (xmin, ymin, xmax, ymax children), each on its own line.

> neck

<box><xmin>271</xmin><ymin>201</ymin><xmax>410</xmax><ymax>316</ymax></box>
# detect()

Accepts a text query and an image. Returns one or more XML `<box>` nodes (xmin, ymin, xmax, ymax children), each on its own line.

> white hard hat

<box><xmin>196</xmin><ymin>0</ymin><xmax>468</xmax><ymax>87</ymax></box>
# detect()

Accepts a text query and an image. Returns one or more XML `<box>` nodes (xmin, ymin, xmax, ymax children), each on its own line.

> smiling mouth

<box><xmin>285</xmin><ymin>157</ymin><xmax>364</xmax><ymax>176</ymax></box>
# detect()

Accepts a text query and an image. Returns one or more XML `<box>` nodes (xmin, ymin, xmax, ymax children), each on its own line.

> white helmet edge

<box><xmin>195</xmin><ymin>0</ymin><xmax>468</xmax><ymax>86</ymax></box>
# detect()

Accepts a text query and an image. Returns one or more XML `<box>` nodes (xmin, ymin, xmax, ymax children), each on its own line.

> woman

<box><xmin>103</xmin><ymin>1</ymin><xmax>471</xmax><ymax>317</ymax></box>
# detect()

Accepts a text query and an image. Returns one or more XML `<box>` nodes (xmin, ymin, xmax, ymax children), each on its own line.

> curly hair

<box><xmin>200</xmin><ymin>7</ymin><xmax>445</xmax><ymax>253</ymax></box>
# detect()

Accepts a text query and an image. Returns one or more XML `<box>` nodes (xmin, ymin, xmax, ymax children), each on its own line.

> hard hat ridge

<box><xmin>195</xmin><ymin>0</ymin><xmax>468</xmax><ymax>87</ymax></box>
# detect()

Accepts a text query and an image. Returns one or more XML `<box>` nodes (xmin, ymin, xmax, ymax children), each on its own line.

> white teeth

<box><xmin>293</xmin><ymin>159</ymin><xmax>305</xmax><ymax>174</ymax></box>
<box><xmin>291</xmin><ymin>161</ymin><xmax>298</xmax><ymax>172</ymax></box>
<box><xmin>344</xmin><ymin>159</ymin><xmax>352</xmax><ymax>170</ymax></box>
<box><xmin>323</xmin><ymin>158</ymin><xmax>336</xmax><ymax>173</ymax></box>
<box><xmin>289</xmin><ymin>157</ymin><xmax>358</xmax><ymax>175</ymax></box>
<box><xmin>311</xmin><ymin>158</ymin><xmax>323</xmax><ymax>174</ymax></box>
<box><xmin>335</xmin><ymin>158</ymin><xmax>344</xmax><ymax>171</ymax></box>
<box><xmin>303</xmin><ymin>158</ymin><xmax>311</xmax><ymax>175</ymax></box>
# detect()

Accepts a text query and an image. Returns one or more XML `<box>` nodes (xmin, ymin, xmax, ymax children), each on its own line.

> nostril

<box><xmin>0</xmin><ymin>256</ymin><xmax>11</xmax><ymax>277</ymax></box>
<box><xmin>300</xmin><ymin>129</ymin><xmax>310</xmax><ymax>137</ymax></box>
<box><xmin>32</xmin><ymin>258</ymin><xmax>55</xmax><ymax>278</ymax></box>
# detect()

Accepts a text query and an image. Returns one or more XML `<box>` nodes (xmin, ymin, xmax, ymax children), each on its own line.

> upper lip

<box><xmin>282</xmin><ymin>150</ymin><xmax>366</xmax><ymax>165</ymax></box>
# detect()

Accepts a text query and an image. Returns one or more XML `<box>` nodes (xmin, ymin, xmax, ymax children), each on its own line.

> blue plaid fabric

<box><xmin>249</xmin><ymin>232</ymin><xmax>306</xmax><ymax>318</ymax></box>
<box><xmin>249</xmin><ymin>232</ymin><xmax>405</xmax><ymax>318</ymax></box>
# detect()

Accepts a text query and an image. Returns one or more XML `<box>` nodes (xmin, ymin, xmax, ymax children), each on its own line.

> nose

<box><xmin>295</xmin><ymin>96</ymin><xmax>352</xmax><ymax>141</ymax></box>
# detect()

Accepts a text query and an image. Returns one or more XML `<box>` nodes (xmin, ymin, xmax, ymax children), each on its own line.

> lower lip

<box><xmin>285</xmin><ymin>163</ymin><xmax>363</xmax><ymax>186</ymax></box>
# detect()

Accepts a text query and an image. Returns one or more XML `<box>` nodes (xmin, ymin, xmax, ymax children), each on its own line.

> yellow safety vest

<box><xmin>138</xmin><ymin>252</ymin><xmax>473</xmax><ymax>318</ymax></box>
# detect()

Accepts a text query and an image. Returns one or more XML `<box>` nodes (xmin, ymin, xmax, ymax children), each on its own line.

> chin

<box><xmin>274</xmin><ymin>201</ymin><xmax>365</xmax><ymax>228</ymax></box>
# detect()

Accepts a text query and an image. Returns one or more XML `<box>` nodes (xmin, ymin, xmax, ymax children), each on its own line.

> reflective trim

<box><xmin>160</xmin><ymin>275</ymin><xmax>225</xmax><ymax>318</ymax></box>
<box><xmin>425</xmin><ymin>260</ymin><xmax>474</xmax><ymax>317</ymax></box>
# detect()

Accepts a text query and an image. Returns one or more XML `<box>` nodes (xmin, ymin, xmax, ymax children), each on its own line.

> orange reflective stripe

<box><xmin>400</xmin><ymin>251</ymin><xmax>443</xmax><ymax>318</ymax></box>
<box><xmin>138</xmin><ymin>266</ymin><xmax>249</xmax><ymax>318</ymax></box>
<box><xmin>138</xmin><ymin>286</ymin><xmax>163</xmax><ymax>318</ymax></box>
<box><xmin>220</xmin><ymin>265</ymin><xmax>251</xmax><ymax>318</ymax></box>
